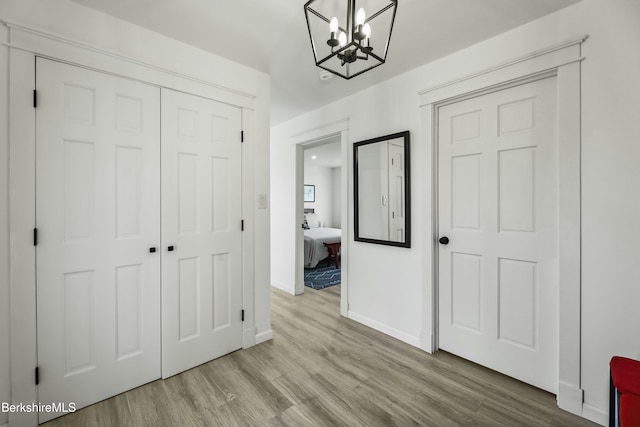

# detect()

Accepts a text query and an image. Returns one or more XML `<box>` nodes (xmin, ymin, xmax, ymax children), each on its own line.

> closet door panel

<box><xmin>36</xmin><ymin>58</ymin><xmax>161</xmax><ymax>423</ymax></box>
<box><xmin>161</xmin><ymin>89</ymin><xmax>243</xmax><ymax>378</ymax></box>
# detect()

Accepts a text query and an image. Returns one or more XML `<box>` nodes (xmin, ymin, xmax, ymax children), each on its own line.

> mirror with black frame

<box><xmin>354</xmin><ymin>131</ymin><xmax>410</xmax><ymax>247</ymax></box>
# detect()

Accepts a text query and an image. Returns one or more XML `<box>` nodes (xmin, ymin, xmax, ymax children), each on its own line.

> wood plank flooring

<box><xmin>43</xmin><ymin>285</ymin><xmax>598</xmax><ymax>426</ymax></box>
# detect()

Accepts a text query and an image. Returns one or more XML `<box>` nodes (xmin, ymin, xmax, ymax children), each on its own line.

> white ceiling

<box><xmin>304</xmin><ymin>138</ymin><xmax>342</xmax><ymax>169</ymax></box>
<box><xmin>69</xmin><ymin>0</ymin><xmax>581</xmax><ymax>125</ymax></box>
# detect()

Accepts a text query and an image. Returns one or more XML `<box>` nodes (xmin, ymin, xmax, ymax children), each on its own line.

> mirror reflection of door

<box><xmin>354</xmin><ymin>131</ymin><xmax>410</xmax><ymax>247</ymax></box>
<box><xmin>357</xmin><ymin>142</ymin><xmax>388</xmax><ymax>241</ymax></box>
<box><xmin>388</xmin><ymin>139</ymin><xmax>405</xmax><ymax>242</ymax></box>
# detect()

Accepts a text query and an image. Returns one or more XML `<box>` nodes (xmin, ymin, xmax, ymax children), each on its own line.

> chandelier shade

<box><xmin>304</xmin><ymin>0</ymin><xmax>398</xmax><ymax>80</ymax></box>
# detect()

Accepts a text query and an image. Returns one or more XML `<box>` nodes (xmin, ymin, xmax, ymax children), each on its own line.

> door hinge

<box><xmin>35</xmin><ymin>366</ymin><xmax>40</xmax><ymax>385</ymax></box>
<box><xmin>241</xmin><ymin>220</ymin><xmax>244</xmax><ymax>231</ymax></box>
<box><xmin>33</xmin><ymin>228</ymin><xmax>38</xmax><ymax>246</ymax></box>
<box><xmin>33</xmin><ymin>90</ymin><xmax>37</xmax><ymax>108</ymax></box>
<box><xmin>241</xmin><ymin>130</ymin><xmax>244</xmax><ymax>143</ymax></box>
<box><xmin>241</xmin><ymin>309</ymin><xmax>245</xmax><ymax>322</ymax></box>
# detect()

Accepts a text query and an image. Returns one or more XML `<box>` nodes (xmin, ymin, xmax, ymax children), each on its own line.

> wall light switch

<box><xmin>257</xmin><ymin>194</ymin><xmax>268</xmax><ymax>209</ymax></box>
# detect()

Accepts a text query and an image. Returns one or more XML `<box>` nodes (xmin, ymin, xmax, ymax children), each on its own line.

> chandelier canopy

<box><xmin>304</xmin><ymin>0</ymin><xmax>398</xmax><ymax>80</ymax></box>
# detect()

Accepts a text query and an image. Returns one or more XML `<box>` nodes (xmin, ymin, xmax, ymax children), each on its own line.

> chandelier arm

<box><xmin>365</xmin><ymin>2</ymin><xmax>396</xmax><ymax>23</ymax></box>
<box><xmin>316</xmin><ymin>49</ymin><xmax>343</xmax><ymax>66</ymax></box>
<box><xmin>306</xmin><ymin>7</ymin><xmax>331</xmax><ymax>24</ymax></box>
<box><xmin>367</xmin><ymin>52</ymin><xmax>386</xmax><ymax>63</ymax></box>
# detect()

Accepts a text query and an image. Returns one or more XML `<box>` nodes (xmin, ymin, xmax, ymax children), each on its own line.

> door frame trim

<box><xmin>419</xmin><ymin>37</ymin><xmax>586</xmax><ymax>416</ymax></box>
<box><xmin>7</xmin><ymin>25</ymin><xmax>259</xmax><ymax>426</ymax></box>
<box><xmin>291</xmin><ymin>119</ymin><xmax>349</xmax><ymax>316</ymax></box>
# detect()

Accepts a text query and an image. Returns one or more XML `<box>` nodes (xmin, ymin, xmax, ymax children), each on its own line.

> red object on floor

<box><xmin>611</xmin><ymin>356</ymin><xmax>640</xmax><ymax>427</ymax></box>
<box><xmin>323</xmin><ymin>241</ymin><xmax>341</xmax><ymax>269</ymax></box>
<box><xmin>612</xmin><ymin>357</ymin><xmax>640</xmax><ymax>395</ymax></box>
<box><xmin>620</xmin><ymin>394</ymin><xmax>640</xmax><ymax>427</ymax></box>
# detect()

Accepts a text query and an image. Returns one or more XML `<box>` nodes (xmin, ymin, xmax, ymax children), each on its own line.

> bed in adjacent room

<box><xmin>303</xmin><ymin>213</ymin><xmax>341</xmax><ymax>268</ymax></box>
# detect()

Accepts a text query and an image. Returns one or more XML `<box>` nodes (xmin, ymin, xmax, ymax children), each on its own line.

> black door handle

<box><xmin>439</xmin><ymin>236</ymin><xmax>450</xmax><ymax>245</ymax></box>
<box><xmin>149</xmin><ymin>247</ymin><xmax>157</xmax><ymax>253</ymax></box>
<box><xmin>167</xmin><ymin>245</ymin><xmax>175</xmax><ymax>252</ymax></box>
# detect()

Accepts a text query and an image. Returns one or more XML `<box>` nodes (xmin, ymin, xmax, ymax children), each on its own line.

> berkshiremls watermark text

<box><xmin>2</xmin><ymin>402</ymin><xmax>77</xmax><ymax>413</ymax></box>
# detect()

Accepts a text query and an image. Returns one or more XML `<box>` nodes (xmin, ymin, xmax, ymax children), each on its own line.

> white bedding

<box><xmin>304</xmin><ymin>227</ymin><xmax>341</xmax><ymax>268</ymax></box>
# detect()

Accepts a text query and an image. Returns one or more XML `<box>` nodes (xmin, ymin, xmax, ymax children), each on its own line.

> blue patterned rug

<box><xmin>304</xmin><ymin>262</ymin><xmax>341</xmax><ymax>290</ymax></box>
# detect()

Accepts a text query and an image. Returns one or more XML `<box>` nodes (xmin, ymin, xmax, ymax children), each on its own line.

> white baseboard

<box><xmin>270</xmin><ymin>281</ymin><xmax>294</xmax><ymax>295</ymax></box>
<box><xmin>242</xmin><ymin>326</ymin><xmax>257</xmax><ymax>348</ymax></box>
<box><xmin>255</xmin><ymin>329</ymin><xmax>273</xmax><ymax>344</ymax></box>
<box><xmin>419</xmin><ymin>330</ymin><xmax>434</xmax><ymax>353</ymax></box>
<box><xmin>557</xmin><ymin>381</ymin><xmax>583</xmax><ymax>415</ymax></box>
<box><xmin>347</xmin><ymin>311</ymin><xmax>420</xmax><ymax>348</ymax></box>
<box><xmin>557</xmin><ymin>381</ymin><xmax>607</xmax><ymax>426</ymax></box>
<box><xmin>582</xmin><ymin>403</ymin><xmax>607</xmax><ymax>426</ymax></box>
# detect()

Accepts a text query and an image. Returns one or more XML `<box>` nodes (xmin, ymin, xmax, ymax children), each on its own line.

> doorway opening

<box><xmin>299</xmin><ymin>137</ymin><xmax>343</xmax><ymax>295</ymax></box>
<box><xmin>293</xmin><ymin>125</ymin><xmax>349</xmax><ymax>316</ymax></box>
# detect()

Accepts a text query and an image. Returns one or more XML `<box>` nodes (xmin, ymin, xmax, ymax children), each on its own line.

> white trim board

<box><xmin>419</xmin><ymin>37</ymin><xmax>586</xmax><ymax>418</ymax></box>
<box><xmin>348</xmin><ymin>311</ymin><xmax>421</xmax><ymax>348</ymax></box>
<box><xmin>418</xmin><ymin>36</ymin><xmax>587</xmax><ymax>103</ymax></box>
<box><xmin>8</xmin><ymin>47</ymin><xmax>37</xmax><ymax>427</ymax></box>
<box><xmin>582</xmin><ymin>402</ymin><xmax>608</xmax><ymax>426</ymax></box>
<box><xmin>270</xmin><ymin>280</ymin><xmax>294</xmax><ymax>295</ymax></box>
<box><xmin>241</xmin><ymin>108</ymin><xmax>259</xmax><ymax>350</ymax></box>
<box><xmin>1</xmin><ymin>20</ymin><xmax>256</xmax><ymax>110</ymax></box>
<box><xmin>255</xmin><ymin>330</ymin><xmax>274</xmax><ymax>345</ymax></box>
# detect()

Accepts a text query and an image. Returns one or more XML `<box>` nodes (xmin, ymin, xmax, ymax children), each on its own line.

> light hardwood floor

<box><xmin>44</xmin><ymin>285</ymin><xmax>597</xmax><ymax>426</ymax></box>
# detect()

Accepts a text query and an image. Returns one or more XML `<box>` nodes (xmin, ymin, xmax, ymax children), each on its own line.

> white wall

<box><xmin>304</xmin><ymin>164</ymin><xmax>334</xmax><ymax>227</ymax></box>
<box><xmin>0</xmin><ymin>0</ymin><xmax>271</xmax><ymax>420</ymax></box>
<box><xmin>332</xmin><ymin>167</ymin><xmax>342</xmax><ymax>228</ymax></box>
<box><xmin>271</xmin><ymin>0</ymin><xmax>640</xmax><ymax>424</ymax></box>
<box><xmin>272</xmin><ymin>75</ymin><xmax>425</xmax><ymax>341</ymax></box>
<box><xmin>0</xmin><ymin>22</ymin><xmax>10</xmax><ymax>427</ymax></box>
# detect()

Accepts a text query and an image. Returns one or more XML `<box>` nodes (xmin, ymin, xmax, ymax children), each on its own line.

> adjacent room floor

<box><xmin>43</xmin><ymin>285</ymin><xmax>597</xmax><ymax>426</ymax></box>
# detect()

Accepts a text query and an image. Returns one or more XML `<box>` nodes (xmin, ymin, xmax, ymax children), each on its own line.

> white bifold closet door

<box><xmin>36</xmin><ymin>58</ymin><xmax>162</xmax><ymax>423</ymax></box>
<box><xmin>35</xmin><ymin>58</ymin><xmax>244</xmax><ymax>422</ymax></box>
<box><xmin>438</xmin><ymin>77</ymin><xmax>559</xmax><ymax>393</ymax></box>
<box><xmin>160</xmin><ymin>89</ymin><xmax>243</xmax><ymax>379</ymax></box>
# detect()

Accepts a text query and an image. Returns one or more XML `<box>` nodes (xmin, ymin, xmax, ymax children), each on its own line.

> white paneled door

<box><xmin>36</xmin><ymin>58</ymin><xmax>161</xmax><ymax>422</ymax></box>
<box><xmin>438</xmin><ymin>77</ymin><xmax>559</xmax><ymax>392</ymax></box>
<box><xmin>161</xmin><ymin>89</ymin><xmax>243</xmax><ymax>378</ymax></box>
<box><xmin>35</xmin><ymin>59</ymin><xmax>245</xmax><ymax>421</ymax></box>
